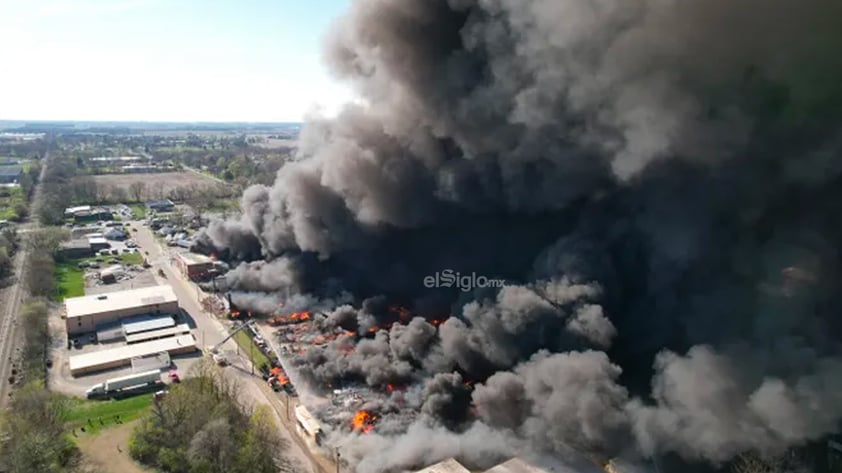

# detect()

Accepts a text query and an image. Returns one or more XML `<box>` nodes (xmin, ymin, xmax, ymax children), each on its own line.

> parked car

<box><xmin>168</xmin><ymin>370</ymin><xmax>180</xmax><ymax>383</ymax></box>
<box><xmin>110</xmin><ymin>249</ymin><xmax>119</xmax><ymax>255</ymax></box>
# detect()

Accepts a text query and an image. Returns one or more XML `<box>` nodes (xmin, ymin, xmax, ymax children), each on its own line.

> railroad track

<box><xmin>0</xmin><ymin>146</ymin><xmax>49</xmax><ymax>406</ymax></box>
<box><xmin>0</xmin><ymin>249</ymin><xmax>29</xmax><ymax>405</ymax></box>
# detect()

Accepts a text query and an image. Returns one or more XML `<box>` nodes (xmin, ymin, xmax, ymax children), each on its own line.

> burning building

<box><xmin>203</xmin><ymin>0</ymin><xmax>842</xmax><ymax>472</ymax></box>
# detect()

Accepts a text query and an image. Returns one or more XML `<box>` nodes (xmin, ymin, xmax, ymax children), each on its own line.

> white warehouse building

<box><xmin>64</xmin><ymin>285</ymin><xmax>179</xmax><ymax>335</ymax></box>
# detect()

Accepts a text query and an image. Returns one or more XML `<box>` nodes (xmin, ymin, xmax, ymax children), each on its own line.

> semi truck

<box><xmin>85</xmin><ymin>369</ymin><xmax>162</xmax><ymax>399</ymax></box>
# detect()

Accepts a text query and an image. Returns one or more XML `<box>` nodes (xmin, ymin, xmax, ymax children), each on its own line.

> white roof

<box><xmin>125</xmin><ymin>323</ymin><xmax>191</xmax><ymax>344</ymax></box>
<box><xmin>414</xmin><ymin>459</ymin><xmax>471</xmax><ymax>473</ymax></box>
<box><xmin>122</xmin><ymin>315</ymin><xmax>175</xmax><ymax>334</ymax></box>
<box><xmin>65</xmin><ymin>285</ymin><xmax>178</xmax><ymax>319</ymax></box>
<box><xmin>88</xmin><ymin>237</ymin><xmax>108</xmax><ymax>245</ymax></box>
<box><xmin>294</xmin><ymin>405</ymin><xmax>321</xmax><ymax>435</ymax></box>
<box><xmin>90</xmin><ymin>156</ymin><xmax>142</xmax><ymax>161</ymax></box>
<box><xmin>66</xmin><ymin>205</ymin><xmax>91</xmax><ymax>214</ymax></box>
<box><xmin>484</xmin><ymin>459</ymin><xmax>553</xmax><ymax>473</ymax></box>
<box><xmin>177</xmin><ymin>252</ymin><xmax>213</xmax><ymax>265</ymax></box>
<box><xmin>69</xmin><ymin>334</ymin><xmax>196</xmax><ymax>372</ymax></box>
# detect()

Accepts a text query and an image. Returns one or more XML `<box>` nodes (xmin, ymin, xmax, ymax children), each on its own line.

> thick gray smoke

<box><xmin>206</xmin><ymin>0</ymin><xmax>842</xmax><ymax>471</ymax></box>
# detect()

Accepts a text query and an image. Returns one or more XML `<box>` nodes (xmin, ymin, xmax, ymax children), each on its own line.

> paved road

<box><xmin>181</xmin><ymin>165</ymin><xmax>226</xmax><ymax>185</ymax></box>
<box><xmin>0</xmin><ymin>148</ymin><xmax>49</xmax><ymax>406</ymax></box>
<box><xmin>131</xmin><ymin>223</ymin><xmax>324</xmax><ymax>473</ymax></box>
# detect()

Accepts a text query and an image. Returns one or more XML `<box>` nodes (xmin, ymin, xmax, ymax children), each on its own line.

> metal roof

<box><xmin>122</xmin><ymin>315</ymin><xmax>176</xmax><ymax>335</ymax></box>
<box><xmin>0</xmin><ymin>166</ymin><xmax>22</xmax><ymax>177</ymax></box>
<box><xmin>294</xmin><ymin>405</ymin><xmax>321</xmax><ymax>436</ymax></box>
<box><xmin>414</xmin><ymin>459</ymin><xmax>471</xmax><ymax>473</ymax></box>
<box><xmin>484</xmin><ymin>459</ymin><xmax>553</xmax><ymax>473</ymax></box>
<box><xmin>177</xmin><ymin>252</ymin><xmax>213</xmax><ymax>266</ymax></box>
<box><xmin>68</xmin><ymin>334</ymin><xmax>197</xmax><ymax>372</ymax></box>
<box><xmin>65</xmin><ymin>285</ymin><xmax>178</xmax><ymax>319</ymax></box>
<box><xmin>125</xmin><ymin>323</ymin><xmax>190</xmax><ymax>344</ymax></box>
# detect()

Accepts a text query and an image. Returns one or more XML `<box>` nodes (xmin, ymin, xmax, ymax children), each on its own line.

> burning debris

<box><xmin>205</xmin><ymin>0</ymin><xmax>842</xmax><ymax>472</ymax></box>
<box><xmin>352</xmin><ymin>410</ymin><xmax>378</xmax><ymax>434</ymax></box>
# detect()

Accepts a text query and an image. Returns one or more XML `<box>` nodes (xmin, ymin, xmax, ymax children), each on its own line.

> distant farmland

<box><xmin>92</xmin><ymin>171</ymin><xmax>223</xmax><ymax>196</ymax></box>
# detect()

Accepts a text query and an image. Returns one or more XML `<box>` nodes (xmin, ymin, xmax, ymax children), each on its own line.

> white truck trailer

<box><xmin>85</xmin><ymin>369</ymin><xmax>162</xmax><ymax>399</ymax></box>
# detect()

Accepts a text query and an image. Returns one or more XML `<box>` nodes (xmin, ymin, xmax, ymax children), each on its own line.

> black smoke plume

<box><xmin>206</xmin><ymin>0</ymin><xmax>842</xmax><ymax>471</ymax></box>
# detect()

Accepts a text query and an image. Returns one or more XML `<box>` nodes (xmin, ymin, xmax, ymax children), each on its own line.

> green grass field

<box><xmin>55</xmin><ymin>262</ymin><xmax>85</xmax><ymax>300</ymax></box>
<box><xmin>233</xmin><ymin>330</ymin><xmax>271</xmax><ymax>369</ymax></box>
<box><xmin>63</xmin><ymin>394</ymin><xmax>154</xmax><ymax>434</ymax></box>
<box><xmin>129</xmin><ymin>204</ymin><xmax>146</xmax><ymax>219</ymax></box>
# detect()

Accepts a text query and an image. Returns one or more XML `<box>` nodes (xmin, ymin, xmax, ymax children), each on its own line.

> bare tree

<box><xmin>129</xmin><ymin>181</ymin><xmax>146</xmax><ymax>202</ymax></box>
<box><xmin>109</xmin><ymin>185</ymin><xmax>128</xmax><ymax>204</ymax></box>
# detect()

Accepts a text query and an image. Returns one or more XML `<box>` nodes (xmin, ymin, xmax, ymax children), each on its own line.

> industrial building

<box><xmin>58</xmin><ymin>239</ymin><xmax>94</xmax><ymax>259</ymax></box>
<box><xmin>95</xmin><ymin>315</ymin><xmax>176</xmax><ymax>343</ymax></box>
<box><xmin>65</xmin><ymin>207</ymin><xmax>113</xmax><ymax>222</ymax></box>
<box><xmin>125</xmin><ymin>323</ymin><xmax>191</xmax><ymax>344</ymax></box>
<box><xmin>174</xmin><ymin>252</ymin><xmax>214</xmax><ymax>280</ymax></box>
<box><xmin>65</xmin><ymin>285</ymin><xmax>179</xmax><ymax>335</ymax></box>
<box><xmin>68</xmin><ymin>333</ymin><xmax>197</xmax><ymax>375</ymax></box>
<box><xmin>88</xmin><ymin>235</ymin><xmax>110</xmax><ymax>251</ymax></box>
<box><xmin>0</xmin><ymin>165</ymin><xmax>23</xmax><ymax>184</ymax></box>
<box><xmin>414</xmin><ymin>459</ymin><xmax>471</xmax><ymax>473</ymax></box>
<box><xmin>146</xmin><ymin>199</ymin><xmax>175</xmax><ymax>212</ymax></box>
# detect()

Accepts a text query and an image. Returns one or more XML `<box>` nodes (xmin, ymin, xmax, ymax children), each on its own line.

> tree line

<box><xmin>130</xmin><ymin>361</ymin><xmax>295</xmax><ymax>473</ymax></box>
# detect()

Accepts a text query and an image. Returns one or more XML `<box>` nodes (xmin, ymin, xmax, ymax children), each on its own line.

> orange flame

<box><xmin>269</xmin><ymin>311</ymin><xmax>312</xmax><ymax>326</ymax></box>
<box><xmin>389</xmin><ymin>305</ymin><xmax>412</xmax><ymax>321</ymax></box>
<box><xmin>352</xmin><ymin>410</ymin><xmax>377</xmax><ymax>433</ymax></box>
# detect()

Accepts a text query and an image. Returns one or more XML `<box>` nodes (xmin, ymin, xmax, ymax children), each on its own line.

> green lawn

<box><xmin>62</xmin><ymin>394</ymin><xmax>154</xmax><ymax>434</ymax></box>
<box><xmin>232</xmin><ymin>330</ymin><xmax>271</xmax><ymax>369</ymax></box>
<box><xmin>120</xmin><ymin>251</ymin><xmax>144</xmax><ymax>265</ymax></box>
<box><xmin>129</xmin><ymin>204</ymin><xmax>146</xmax><ymax>219</ymax></box>
<box><xmin>55</xmin><ymin>262</ymin><xmax>85</xmax><ymax>300</ymax></box>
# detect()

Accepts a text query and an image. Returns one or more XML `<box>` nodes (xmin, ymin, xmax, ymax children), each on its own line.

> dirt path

<box><xmin>76</xmin><ymin>420</ymin><xmax>152</xmax><ymax>473</ymax></box>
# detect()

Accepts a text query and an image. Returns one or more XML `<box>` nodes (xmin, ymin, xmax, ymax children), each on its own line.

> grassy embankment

<box><xmin>232</xmin><ymin>330</ymin><xmax>271</xmax><ymax>369</ymax></box>
<box><xmin>63</xmin><ymin>394</ymin><xmax>154</xmax><ymax>435</ymax></box>
<box><xmin>129</xmin><ymin>204</ymin><xmax>146</xmax><ymax>219</ymax></box>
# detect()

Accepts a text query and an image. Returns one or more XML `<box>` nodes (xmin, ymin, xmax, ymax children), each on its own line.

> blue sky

<box><xmin>0</xmin><ymin>0</ymin><xmax>353</xmax><ymax>122</ymax></box>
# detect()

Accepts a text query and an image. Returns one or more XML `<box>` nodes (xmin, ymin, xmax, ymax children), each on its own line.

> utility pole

<box><xmin>250</xmin><ymin>337</ymin><xmax>254</xmax><ymax>376</ymax></box>
<box><xmin>335</xmin><ymin>449</ymin><xmax>341</xmax><ymax>473</ymax></box>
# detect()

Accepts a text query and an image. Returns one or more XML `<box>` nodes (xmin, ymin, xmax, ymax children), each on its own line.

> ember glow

<box><xmin>269</xmin><ymin>311</ymin><xmax>312</xmax><ymax>326</ymax></box>
<box><xmin>352</xmin><ymin>410</ymin><xmax>377</xmax><ymax>434</ymax></box>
